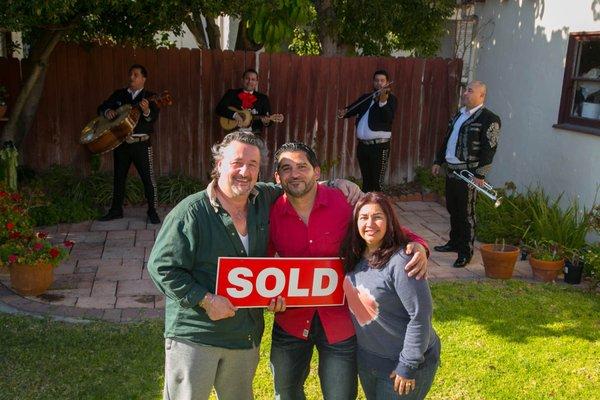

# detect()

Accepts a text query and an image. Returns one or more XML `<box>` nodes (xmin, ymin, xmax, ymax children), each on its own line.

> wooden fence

<box><xmin>1</xmin><ymin>43</ymin><xmax>462</xmax><ymax>183</ymax></box>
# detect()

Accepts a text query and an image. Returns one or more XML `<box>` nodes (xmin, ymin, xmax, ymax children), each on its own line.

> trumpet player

<box><xmin>431</xmin><ymin>81</ymin><xmax>501</xmax><ymax>268</ymax></box>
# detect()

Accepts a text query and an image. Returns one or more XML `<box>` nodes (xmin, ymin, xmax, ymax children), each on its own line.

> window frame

<box><xmin>554</xmin><ymin>31</ymin><xmax>600</xmax><ymax>136</ymax></box>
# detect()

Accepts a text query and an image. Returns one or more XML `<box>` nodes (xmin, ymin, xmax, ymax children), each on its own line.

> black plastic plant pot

<box><xmin>564</xmin><ymin>260</ymin><xmax>584</xmax><ymax>285</ymax></box>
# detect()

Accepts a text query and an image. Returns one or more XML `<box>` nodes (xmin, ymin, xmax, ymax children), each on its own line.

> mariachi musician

<box><xmin>97</xmin><ymin>64</ymin><xmax>161</xmax><ymax>224</ymax></box>
<box><xmin>337</xmin><ymin>69</ymin><xmax>397</xmax><ymax>193</ymax></box>
<box><xmin>216</xmin><ymin>68</ymin><xmax>272</xmax><ymax>134</ymax></box>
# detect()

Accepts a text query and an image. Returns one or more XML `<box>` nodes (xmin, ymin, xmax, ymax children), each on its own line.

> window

<box><xmin>555</xmin><ymin>32</ymin><xmax>600</xmax><ymax>136</ymax></box>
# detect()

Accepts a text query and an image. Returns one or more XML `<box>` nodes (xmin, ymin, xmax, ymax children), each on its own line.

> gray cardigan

<box><xmin>345</xmin><ymin>251</ymin><xmax>440</xmax><ymax>378</ymax></box>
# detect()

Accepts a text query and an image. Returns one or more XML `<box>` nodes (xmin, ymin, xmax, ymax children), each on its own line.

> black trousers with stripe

<box><xmin>357</xmin><ymin>141</ymin><xmax>390</xmax><ymax>192</ymax></box>
<box><xmin>445</xmin><ymin>173</ymin><xmax>477</xmax><ymax>257</ymax></box>
<box><xmin>109</xmin><ymin>141</ymin><xmax>158</xmax><ymax>213</ymax></box>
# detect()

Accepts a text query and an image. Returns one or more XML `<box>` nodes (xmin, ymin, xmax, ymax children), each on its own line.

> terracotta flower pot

<box><xmin>480</xmin><ymin>244</ymin><xmax>520</xmax><ymax>279</ymax></box>
<box><xmin>9</xmin><ymin>262</ymin><xmax>54</xmax><ymax>296</ymax></box>
<box><xmin>528</xmin><ymin>257</ymin><xmax>564</xmax><ymax>282</ymax></box>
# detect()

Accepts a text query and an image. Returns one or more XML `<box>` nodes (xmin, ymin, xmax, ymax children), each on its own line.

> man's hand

<box><xmin>267</xmin><ymin>296</ymin><xmax>286</xmax><ymax>313</ymax></box>
<box><xmin>473</xmin><ymin>177</ymin><xmax>485</xmax><ymax>188</ymax></box>
<box><xmin>140</xmin><ymin>98</ymin><xmax>150</xmax><ymax>115</ymax></box>
<box><xmin>431</xmin><ymin>164</ymin><xmax>441</xmax><ymax>176</ymax></box>
<box><xmin>405</xmin><ymin>242</ymin><xmax>428</xmax><ymax>280</ymax></box>
<box><xmin>105</xmin><ymin>109</ymin><xmax>117</xmax><ymax>120</ymax></box>
<box><xmin>202</xmin><ymin>294</ymin><xmax>237</xmax><ymax>321</ymax></box>
<box><xmin>389</xmin><ymin>371</ymin><xmax>416</xmax><ymax>396</ymax></box>
<box><xmin>333</xmin><ymin>179</ymin><xmax>364</xmax><ymax>206</ymax></box>
<box><xmin>233</xmin><ymin>112</ymin><xmax>244</xmax><ymax>126</ymax></box>
<box><xmin>336</xmin><ymin>108</ymin><xmax>347</xmax><ymax>119</ymax></box>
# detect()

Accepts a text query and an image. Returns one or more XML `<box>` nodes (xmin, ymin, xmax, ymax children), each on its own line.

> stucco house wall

<box><xmin>471</xmin><ymin>0</ymin><xmax>600</xmax><ymax>207</ymax></box>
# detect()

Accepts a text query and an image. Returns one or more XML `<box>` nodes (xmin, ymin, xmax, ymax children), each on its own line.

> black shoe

<box><xmin>98</xmin><ymin>210</ymin><xmax>123</xmax><ymax>221</ymax></box>
<box><xmin>453</xmin><ymin>255</ymin><xmax>471</xmax><ymax>268</ymax></box>
<box><xmin>434</xmin><ymin>243</ymin><xmax>458</xmax><ymax>253</ymax></box>
<box><xmin>147</xmin><ymin>209</ymin><xmax>161</xmax><ymax>224</ymax></box>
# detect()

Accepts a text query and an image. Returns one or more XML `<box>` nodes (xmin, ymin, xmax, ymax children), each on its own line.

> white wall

<box><xmin>167</xmin><ymin>17</ymin><xmax>240</xmax><ymax>50</ymax></box>
<box><xmin>472</xmin><ymin>0</ymin><xmax>600</xmax><ymax>208</ymax></box>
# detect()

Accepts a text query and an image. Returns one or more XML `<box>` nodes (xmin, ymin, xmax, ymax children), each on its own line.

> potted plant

<box><xmin>0</xmin><ymin>85</ymin><xmax>8</xmax><ymax>119</ymax></box>
<box><xmin>526</xmin><ymin>240</ymin><xmax>565</xmax><ymax>282</ymax></box>
<box><xmin>563</xmin><ymin>247</ymin><xmax>585</xmax><ymax>285</ymax></box>
<box><xmin>0</xmin><ymin>188</ymin><xmax>73</xmax><ymax>295</ymax></box>
<box><xmin>480</xmin><ymin>240</ymin><xmax>520</xmax><ymax>279</ymax></box>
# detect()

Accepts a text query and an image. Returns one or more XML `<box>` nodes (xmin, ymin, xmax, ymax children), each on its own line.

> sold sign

<box><xmin>215</xmin><ymin>257</ymin><xmax>346</xmax><ymax>308</ymax></box>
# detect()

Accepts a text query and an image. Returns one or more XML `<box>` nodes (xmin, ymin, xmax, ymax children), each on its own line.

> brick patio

<box><xmin>0</xmin><ymin>202</ymin><xmax>540</xmax><ymax>323</ymax></box>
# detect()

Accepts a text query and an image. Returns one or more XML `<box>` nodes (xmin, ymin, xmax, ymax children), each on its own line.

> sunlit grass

<box><xmin>1</xmin><ymin>280</ymin><xmax>598</xmax><ymax>399</ymax></box>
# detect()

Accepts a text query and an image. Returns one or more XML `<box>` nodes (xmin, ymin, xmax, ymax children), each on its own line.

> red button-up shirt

<box><xmin>268</xmin><ymin>185</ymin><xmax>429</xmax><ymax>344</ymax></box>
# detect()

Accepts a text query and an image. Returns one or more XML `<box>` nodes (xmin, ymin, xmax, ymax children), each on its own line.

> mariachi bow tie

<box><xmin>238</xmin><ymin>91</ymin><xmax>257</xmax><ymax>110</ymax></box>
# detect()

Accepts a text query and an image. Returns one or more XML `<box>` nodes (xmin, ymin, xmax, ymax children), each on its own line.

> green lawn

<box><xmin>1</xmin><ymin>281</ymin><xmax>599</xmax><ymax>400</ymax></box>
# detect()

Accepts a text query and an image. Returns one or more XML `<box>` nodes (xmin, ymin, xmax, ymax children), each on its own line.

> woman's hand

<box><xmin>389</xmin><ymin>371</ymin><xmax>416</xmax><ymax>396</ymax></box>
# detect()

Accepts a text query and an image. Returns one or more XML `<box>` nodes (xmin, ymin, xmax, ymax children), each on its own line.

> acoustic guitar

<box><xmin>220</xmin><ymin>106</ymin><xmax>284</xmax><ymax>131</ymax></box>
<box><xmin>80</xmin><ymin>91</ymin><xmax>174</xmax><ymax>154</ymax></box>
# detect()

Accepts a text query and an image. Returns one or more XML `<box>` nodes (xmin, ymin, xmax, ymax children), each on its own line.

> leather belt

<box><xmin>358</xmin><ymin>138</ymin><xmax>391</xmax><ymax>145</ymax></box>
<box><xmin>125</xmin><ymin>134</ymin><xmax>150</xmax><ymax>144</ymax></box>
<box><xmin>446</xmin><ymin>162</ymin><xmax>479</xmax><ymax>170</ymax></box>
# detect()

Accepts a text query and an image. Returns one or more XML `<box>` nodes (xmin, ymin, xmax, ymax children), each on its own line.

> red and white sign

<box><xmin>215</xmin><ymin>257</ymin><xmax>346</xmax><ymax>308</ymax></box>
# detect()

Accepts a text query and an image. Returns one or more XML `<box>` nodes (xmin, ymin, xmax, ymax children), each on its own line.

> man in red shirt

<box><xmin>268</xmin><ymin>142</ymin><xmax>429</xmax><ymax>399</ymax></box>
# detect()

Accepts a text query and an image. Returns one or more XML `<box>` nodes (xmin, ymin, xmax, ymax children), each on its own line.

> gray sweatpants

<box><xmin>163</xmin><ymin>338</ymin><xmax>260</xmax><ymax>400</ymax></box>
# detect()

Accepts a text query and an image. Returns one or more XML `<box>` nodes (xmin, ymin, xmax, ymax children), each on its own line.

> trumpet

<box><xmin>452</xmin><ymin>170</ymin><xmax>503</xmax><ymax>208</ymax></box>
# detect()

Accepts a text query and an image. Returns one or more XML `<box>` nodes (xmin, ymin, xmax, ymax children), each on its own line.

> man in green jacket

<box><xmin>148</xmin><ymin>131</ymin><xmax>361</xmax><ymax>400</ymax></box>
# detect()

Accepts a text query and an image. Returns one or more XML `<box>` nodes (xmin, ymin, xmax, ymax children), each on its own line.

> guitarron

<box><xmin>80</xmin><ymin>91</ymin><xmax>174</xmax><ymax>154</ymax></box>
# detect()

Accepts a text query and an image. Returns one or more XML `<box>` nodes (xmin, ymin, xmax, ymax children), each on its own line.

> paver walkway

<box><xmin>0</xmin><ymin>201</ymin><xmax>549</xmax><ymax>322</ymax></box>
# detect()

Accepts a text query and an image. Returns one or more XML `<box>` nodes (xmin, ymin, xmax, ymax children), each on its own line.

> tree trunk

<box><xmin>313</xmin><ymin>0</ymin><xmax>352</xmax><ymax>56</ymax></box>
<box><xmin>184</xmin><ymin>14</ymin><xmax>209</xmax><ymax>49</ymax></box>
<box><xmin>235</xmin><ymin>17</ymin><xmax>262</xmax><ymax>51</ymax></box>
<box><xmin>1</xmin><ymin>29</ymin><xmax>63</xmax><ymax>148</ymax></box>
<box><xmin>204</xmin><ymin>14</ymin><xmax>222</xmax><ymax>50</ymax></box>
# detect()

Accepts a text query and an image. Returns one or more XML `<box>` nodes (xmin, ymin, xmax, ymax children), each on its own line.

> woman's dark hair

<box><xmin>341</xmin><ymin>192</ymin><xmax>409</xmax><ymax>272</ymax></box>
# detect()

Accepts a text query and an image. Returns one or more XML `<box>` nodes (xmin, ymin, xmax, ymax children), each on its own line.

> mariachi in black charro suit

<box><xmin>216</xmin><ymin>88</ymin><xmax>271</xmax><ymax>134</ymax></box>
<box><xmin>433</xmin><ymin>107</ymin><xmax>501</xmax><ymax>259</ymax></box>
<box><xmin>97</xmin><ymin>87</ymin><xmax>160</xmax><ymax>221</ymax></box>
<box><xmin>342</xmin><ymin>92</ymin><xmax>397</xmax><ymax>192</ymax></box>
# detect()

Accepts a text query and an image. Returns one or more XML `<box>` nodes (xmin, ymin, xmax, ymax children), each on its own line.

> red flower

<box><xmin>6</xmin><ymin>222</ymin><xmax>15</xmax><ymax>231</ymax></box>
<box><xmin>10</xmin><ymin>193</ymin><xmax>21</xmax><ymax>202</ymax></box>
<box><xmin>7</xmin><ymin>254</ymin><xmax>17</xmax><ymax>263</ymax></box>
<box><xmin>0</xmin><ymin>191</ymin><xmax>7</xmax><ymax>197</ymax></box>
<box><xmin>33</xmin><ymin>242</ymin><xmax>44</xmax><ymax>251</ymax></box>
<box><xmin>36</xmin><ymin>232</ymin><xmax>48</xmax><ymax>239</ymax></box>
<box><xmin>63</xmin><ymin>240</ymin><xmax>75</xmax><ymax>248</ymax></box>
<box><xmin>9</xmin><ymin>231</ymin><xmax>20</xmax><ymax>239</ymax></box>
<box><xmin>49</xmin><ymin>247</ymin><xmax>60</xmax><ymax>258</ymax></box>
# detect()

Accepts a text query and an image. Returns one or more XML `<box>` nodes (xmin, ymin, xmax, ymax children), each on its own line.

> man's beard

<box><xmin>230</xmin><ymin>176</ymin><xmax>254</xmax><ymax>197</ymax></box>
<box><xmin>283</xmin><ymin>179</ymin><xmax>315</xmax><ymax>198</ymax></box>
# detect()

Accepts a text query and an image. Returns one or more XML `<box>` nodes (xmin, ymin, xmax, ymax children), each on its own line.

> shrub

<box><xmin>20</xmin><ymin>166</ymin><xmax>209</xmax><ymax>225</ymax></box>
<box><xmin>475</xmin><ymin>184</ymin><xmax>530</xmax><ymax>245</ymax></box>
<box><xmin>414</xmin><ymin>166</ymin><xmax>445</xmax><ymax>196</ymax></box>
<box><xmin>582</xmin><ymin>244</ymin><xmax>600</xmax><ymax>289</ymax></box>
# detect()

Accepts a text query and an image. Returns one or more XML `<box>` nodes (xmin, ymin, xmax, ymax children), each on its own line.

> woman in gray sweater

<box><xmin>342</xmin><ymin>192</ymin><xmax>441</xmax><ymax>399</ymax></box>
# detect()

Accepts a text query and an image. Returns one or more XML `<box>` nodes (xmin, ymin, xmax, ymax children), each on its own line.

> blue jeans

<box><xmin>269</xmin><ymin>315</ymin><xmax>357</xmax><ymax>400</ymax></box>
<box><xmin>357</xmin><ymin>341</ymin><xmax>440</xmax><ymax>400</ymax></box>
